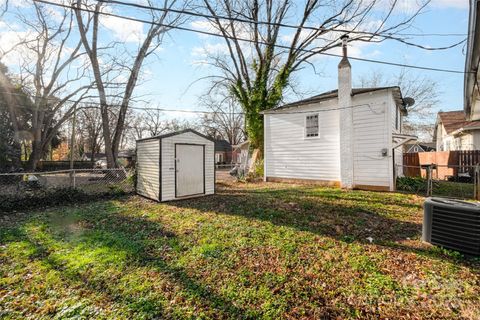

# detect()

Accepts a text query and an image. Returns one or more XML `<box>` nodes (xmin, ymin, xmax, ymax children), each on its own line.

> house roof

<box><xmin>438</xmin><ymin>111</ymin><xmax>468</xmax><ymax>134</ymax></box>
<box><xmin>437</xmin><ymin>110</ymin><xmax>480</xmax><ymax>135</ymax></box>
<box><xmin>405</xmin><ymin>142</ymin><xmax>436</xmax><ymax>152</ymax></box>
<box><xmin>214</xmin><ymin>139</ymin><xmax>232</xmax><ymax>152</ymax></box>
<box><xmin>118</xmin><ymin>149</ymin><xmax>135</xmax><ymax>158</ymax></box>
<box><xmin>83</xmin><ymin>152</ymin><xmax>105</xmax><ymax>159</ymax></box>
<box><xmin>136</xmin><ymin>128</ymin><xmax>215</xmax><ymax>143</ymax></box>
<box><xmin>262</xmin><ymin>86</ymin><xmax>407</xmax><ymax>114</ymax></box>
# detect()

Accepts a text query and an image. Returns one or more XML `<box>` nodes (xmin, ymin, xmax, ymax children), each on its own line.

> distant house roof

<box><xmin>214</xmin><ymin>139</ymin><xmax>232</xmax><ymax>152</ymax></box>
<box><xmin>438</xmin><ymin>111</ymin><xmax>468</xmax><ymax>134</ymax></box>
<box><xmin>405</xmin><ymin>142</ymin><xmax>436</xmax><ymax>153</ymax></box>
<box><xmin>437</xmin><ymin>110</ymin><xmax>480</xmax><ymax>135</ymax></box>
<box><xmin>262</xmin><ymin>86</ymin><xmax>407</xmax><ymax>114</ymax></box>
<box><xmin>118</xmin><ymin>149</ymin><xmax>135</xmax><ymax>158</ymax></box>
<box><xmin>83</xmin><ymin>152</ymin><xmax>105</xmax><ymax>159</ymax></box>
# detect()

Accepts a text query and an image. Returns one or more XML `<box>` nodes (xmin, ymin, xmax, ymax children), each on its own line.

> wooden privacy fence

<box><xmin>403</xmin><ymin>151</ymin><xmax>480</xmax><ymax>179</ymax></box>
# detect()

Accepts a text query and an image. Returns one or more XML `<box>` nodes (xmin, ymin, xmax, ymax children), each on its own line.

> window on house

<box><xmin>395</xmin><ymin>107</ymin><xmax>400</xmax><ymax>131</ymax></box>
<box><xmin>305</xmin><ymin>114</ymin><xmax>319</xmax><ymax>137</ymax></box>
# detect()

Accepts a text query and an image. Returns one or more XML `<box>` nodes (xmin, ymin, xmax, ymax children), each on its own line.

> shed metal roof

<box><xmin>136</xmin><ymin>128</ymin><xmax>215</xmax><ymax>143</ymax></box>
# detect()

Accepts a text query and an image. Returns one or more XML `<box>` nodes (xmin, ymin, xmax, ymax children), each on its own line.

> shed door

<box><xmin>176</xmin><ymin>144</ymin><xmax>205</xmax><ymax>197</ymax></box>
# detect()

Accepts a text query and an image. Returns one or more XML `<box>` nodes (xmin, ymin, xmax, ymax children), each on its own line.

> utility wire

<box><xmin>2</xmin><ymin>90</ymin><xmax>383</xmax><ymax>115</ymax></box>
<box><xmin>33</xmin><ymin>0</ymin><xmax>470</xmax><ymax>74</ymax></box>
<box><xmin>98</xmin><ymin>0</ymin><xmax>467</xmax><ymax>50</ymax></box>
<box><xmin>98</xmin><ymin>0</ymin><xmax>467</xmax><ymax>40</ymax></box>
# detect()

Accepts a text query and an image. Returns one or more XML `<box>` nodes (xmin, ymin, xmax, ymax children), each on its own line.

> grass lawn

<box><xmin>1</xmin><ymin>181</ymin><xmax>479</xmax><ymax>319</ymax></box>
<box><xmin>433</xmin><ymin>180</ymin><xmax>475</xmax><ymax>199</ymax></box>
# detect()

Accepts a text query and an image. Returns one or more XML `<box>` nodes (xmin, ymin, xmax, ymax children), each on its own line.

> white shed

<box><xmin>136</xmin><ymin>129</ymin><xmax>215</xmax><ymax>201</ymax></box>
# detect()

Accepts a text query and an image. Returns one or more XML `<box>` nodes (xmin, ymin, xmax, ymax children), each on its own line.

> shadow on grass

<box><xmin>171</xmin><ymin>184</ymin><xmax>479</xmax><ymax>267</ymax></box>
<box><xmin>2</xmin><ymin>202</ymin><xmax>253</xmax><ymax>319</ymax></box>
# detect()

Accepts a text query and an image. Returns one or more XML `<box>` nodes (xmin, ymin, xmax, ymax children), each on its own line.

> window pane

<box><xmin>306</xmin><ymin>114</ymin><xmax>318</xmax><ymax>137</ymax></box>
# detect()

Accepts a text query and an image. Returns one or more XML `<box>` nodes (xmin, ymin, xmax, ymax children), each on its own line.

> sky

<box><xmin>0</xmin><ymin>0</ymin><xmax>471</xmax><ymax>123</ymax></box>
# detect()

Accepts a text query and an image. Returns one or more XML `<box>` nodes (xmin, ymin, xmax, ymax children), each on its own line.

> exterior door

<box><xmin>176</xmin><ymin>144</ymin><xmax>205</xmax><ymax>197</ymax></box>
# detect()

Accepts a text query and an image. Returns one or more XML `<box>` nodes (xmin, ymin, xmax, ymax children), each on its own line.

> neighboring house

<box><xmin>81</xmin><ymin>152</ymin><xmax>106</xmax><ymax>162</ymax></box>
<box><xmin>262</xmin><ymin>35</ymin><xmax>416</xmax><ymax>191</ymax></box>
<box><xmin>404</xmin><ymin>142</ymin><xmax>436</xmax><ymax>153</ymax></box>
<box><xmin>214</xmin><ymin>139</ymin><xmax>233</xmax><ymax>163</ymax></box>
<box><xmin>465</xmin><ymin>0</ymin><xmax>480</xmax><ymax>121</ymax></box>
<box><xmin>233</xmin><ymin>140</ymin><xmax>251</xmax><ymax>173</ymax></box>
<box><xmin>118</xmin><ymin>149</ymin><xmax>135</xmax><ymax>167</ymax></box>
<box><xmin>81</xmin><ymin>150</ymin><xmax>135</xmax><ymax>167</ymax></box>
<box><xmin>434</xmin><ymin>111</ymin><xmax>480</xmax><ymax>151</ymax></box>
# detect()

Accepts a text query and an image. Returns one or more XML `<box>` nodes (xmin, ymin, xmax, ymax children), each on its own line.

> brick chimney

<box><xmin>338</xmin><ymin>35</ymin><xmax>354</xmax><ymax>189</ymax></box>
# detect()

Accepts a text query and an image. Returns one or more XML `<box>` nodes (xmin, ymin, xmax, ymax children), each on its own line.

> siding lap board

<box><xmin>136</xmin><ymin>140</ymin><xmax>160</xmax><ymax>200</ymax></box>
<box><xmin>353</xmin><ymin>101</ymin><xmax>390</xmax><ymax>187</ymax></box>
<box><xmin>265</xmin><ymin>101</ymin><xmax>341</xmax><ymax>181</ymax></box>
<box><xmin>264</xmin><ymin>91</ymin><xmax>395</xmax><ymax>189</ymax></box>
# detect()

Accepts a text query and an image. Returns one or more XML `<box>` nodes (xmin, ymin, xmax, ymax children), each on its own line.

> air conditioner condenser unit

<box><xmin>423</xmin><ymin>197</ymin><xmax>480</xmax><ymax>256</ymax></box>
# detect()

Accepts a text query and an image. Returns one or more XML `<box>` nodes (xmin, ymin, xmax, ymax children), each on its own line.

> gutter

<box><xmin>465</xmin><ymin>0</ymin><xmax>480</xmax><ymax>120</ymax></box>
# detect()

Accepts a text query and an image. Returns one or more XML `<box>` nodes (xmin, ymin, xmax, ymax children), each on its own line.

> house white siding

<box><xmin>264</xmin><ymin>90</ymin><xmax>397</xmax><ymax>190</ymax></box>
<box><xmin>352</xmin><ymin>92</ymin><xmax>392</xmax><ymax>189</ymax></box>
<box><xmin>161</xmin><ymin>131</ymin><xmax>215</xmax><ymax>201</ymax></box>
<box><xmin>472</xmin><ymin>131</ymin><xmax>480</xmax><ymax>149</ymax></box>
<box><xmin>264</xmin><ymin>100</ymin><xmax>341</xmax><ymax>183</ymax></box>
<box><xmin>136</xmin><ymin>139</ymin><xmax>160</xmax><ymax>201</ymax></box>
<box><xmin>389</xmin><ymin>93</ymin><xmax>404</xmax><ymax>179</ymax></box>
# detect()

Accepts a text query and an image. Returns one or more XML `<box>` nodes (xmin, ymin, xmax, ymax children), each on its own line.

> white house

<box><xmin>262</xmin><ymin>36</ymin><xmax>415</xmax><ymax>191</ymax></box>
<box><xmin>434</xmin><ymin>111</ymin><xmax>480</xmax><ymax>151</ymax></box>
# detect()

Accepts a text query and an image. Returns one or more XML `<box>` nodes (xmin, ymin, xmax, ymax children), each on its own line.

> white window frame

<box><xmin>304</xmin><ymin>113</ymin><xmax>320</xmax><ymax>139</ymax></box>
<box><xmin>394</xmin><ymin>106</ymin><xmax>403</xmax><ymax>133</ymax></box>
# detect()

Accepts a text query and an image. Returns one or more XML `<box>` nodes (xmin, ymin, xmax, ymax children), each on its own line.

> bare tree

<box><xmin>358</xmin><ymin>69</ymin><xmax>440</xmax><ymax>140</ymax></box>
<box><xmin>74</xmin><ymin>0</ymin><xmax>185</xmax><ymax>168</ymax></box>
<box><xmin>3</xmin><ymin>2</ymin><xmax>93</xmax><ymax>170</ymax></box>
<box><xmin>142</xmin><ymin>108</ymin><xmax>171</xmax><ymax>137</ymax></box>
<box><xmin>78</xmin><ymin>106</ymin><xmax>104</xmax><ymax>163</ymax></box>
<box><xmin>197</xmin><ymin>0</ymin><xmax>439</xmax><ymax>152</ymax></box>
<box><xmin>199</xmin><ymin>87</ymin><xmax>245</xmax><ymax>144</ymax></box>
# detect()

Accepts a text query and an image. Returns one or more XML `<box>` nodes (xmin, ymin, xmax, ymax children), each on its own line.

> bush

<box><xmin>0</xmin><ymin>187</ymin><xmax>127</xmax><ymax>213</ymax></box>
<box><xmin>245</xmin><ymin>159</ymin><xmax>264</xmax><ymax>182</ymax></box>
<box><xmin>396</xmin><ymin>176</ymin><xmax>427</xmax><ymax>193</ymax></box>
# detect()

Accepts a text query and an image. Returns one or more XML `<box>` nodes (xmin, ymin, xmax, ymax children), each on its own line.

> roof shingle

<box><xmin>438</xmin><ymin>111</ymin><xmax>467</xmax><ymax>134</ymax></box>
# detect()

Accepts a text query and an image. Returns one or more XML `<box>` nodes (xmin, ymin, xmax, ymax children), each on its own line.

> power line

<box><xmin>98</xmin><ymin>0</ymin><xmax>466</xmax><ymax>51</ymax></box>
<box><xmin>2</xmin><ymin>90</ymin><xmax>388</xmax><ymax>115</ymax></box>
<box><xmin>33</xmin><ymin>0</ymin><xmax>470</xmax><ymax>74</ymax></box>
<box><xmin>98</xmin><ymin>0</ymin><xmax>467</xmax><ymax>40</ymax></box>
<box><xmin>1</xmin><ymin>90</ymin><xmax>234</xmax><ymax>113</ymax></box>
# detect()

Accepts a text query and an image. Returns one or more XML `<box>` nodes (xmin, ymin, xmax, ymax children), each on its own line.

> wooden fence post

<box><xmin>426</xmin><ymin>165</ymin><xmax>432</xmax><ymax>197</ymax></box>
<box><xmin>475</xmin><ymin>164</ymin><xmax>480</xmax><ymax>201</ymax></box>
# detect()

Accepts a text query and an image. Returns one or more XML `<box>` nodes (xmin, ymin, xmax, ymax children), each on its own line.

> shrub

<box><xmin>396</xmin><ymin>176</ymin><xmax>427</xmax><ymax>193</ymax></box>
<box><xmin>0</xmin><ymin>187</ymin><xmax>127</xmax><ymax>213</ymax></box>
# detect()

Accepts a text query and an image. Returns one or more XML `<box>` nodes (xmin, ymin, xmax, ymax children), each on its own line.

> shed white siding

<box><xmin>136</xmin><ymin>139</ymin><xmax>160</xmax><ymax>201</ymax></box>
<box><xmin>161</xmin><ymin>131</ymin><xmax>215</xmax><ymax>201</ymax></box>
<box><xmin>264</xmin><ymin>100</ymin><xmax>341</xmax><ymax>182</ymax></box>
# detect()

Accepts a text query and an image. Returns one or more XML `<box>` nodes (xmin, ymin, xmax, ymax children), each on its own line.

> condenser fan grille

<box><xmin>431</xmin><ymin>207</ymin><xmax>480</xmax><ymax>255</ymax></box>
<box><xmin>423</xmin><ymin>198</ymin><xmax>480</xmax><ymax>256</ymax></box>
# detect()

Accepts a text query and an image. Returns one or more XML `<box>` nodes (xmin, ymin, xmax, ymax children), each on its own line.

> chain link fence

<box><xmin>0</xmin><ymin>169</ymin><xmax>135</xmax><ymax>212</ymax></box>
<box><xmin>396</xmin><ymin>164</ymin><xmax>479</xmax><ymax>200</ymax></box>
